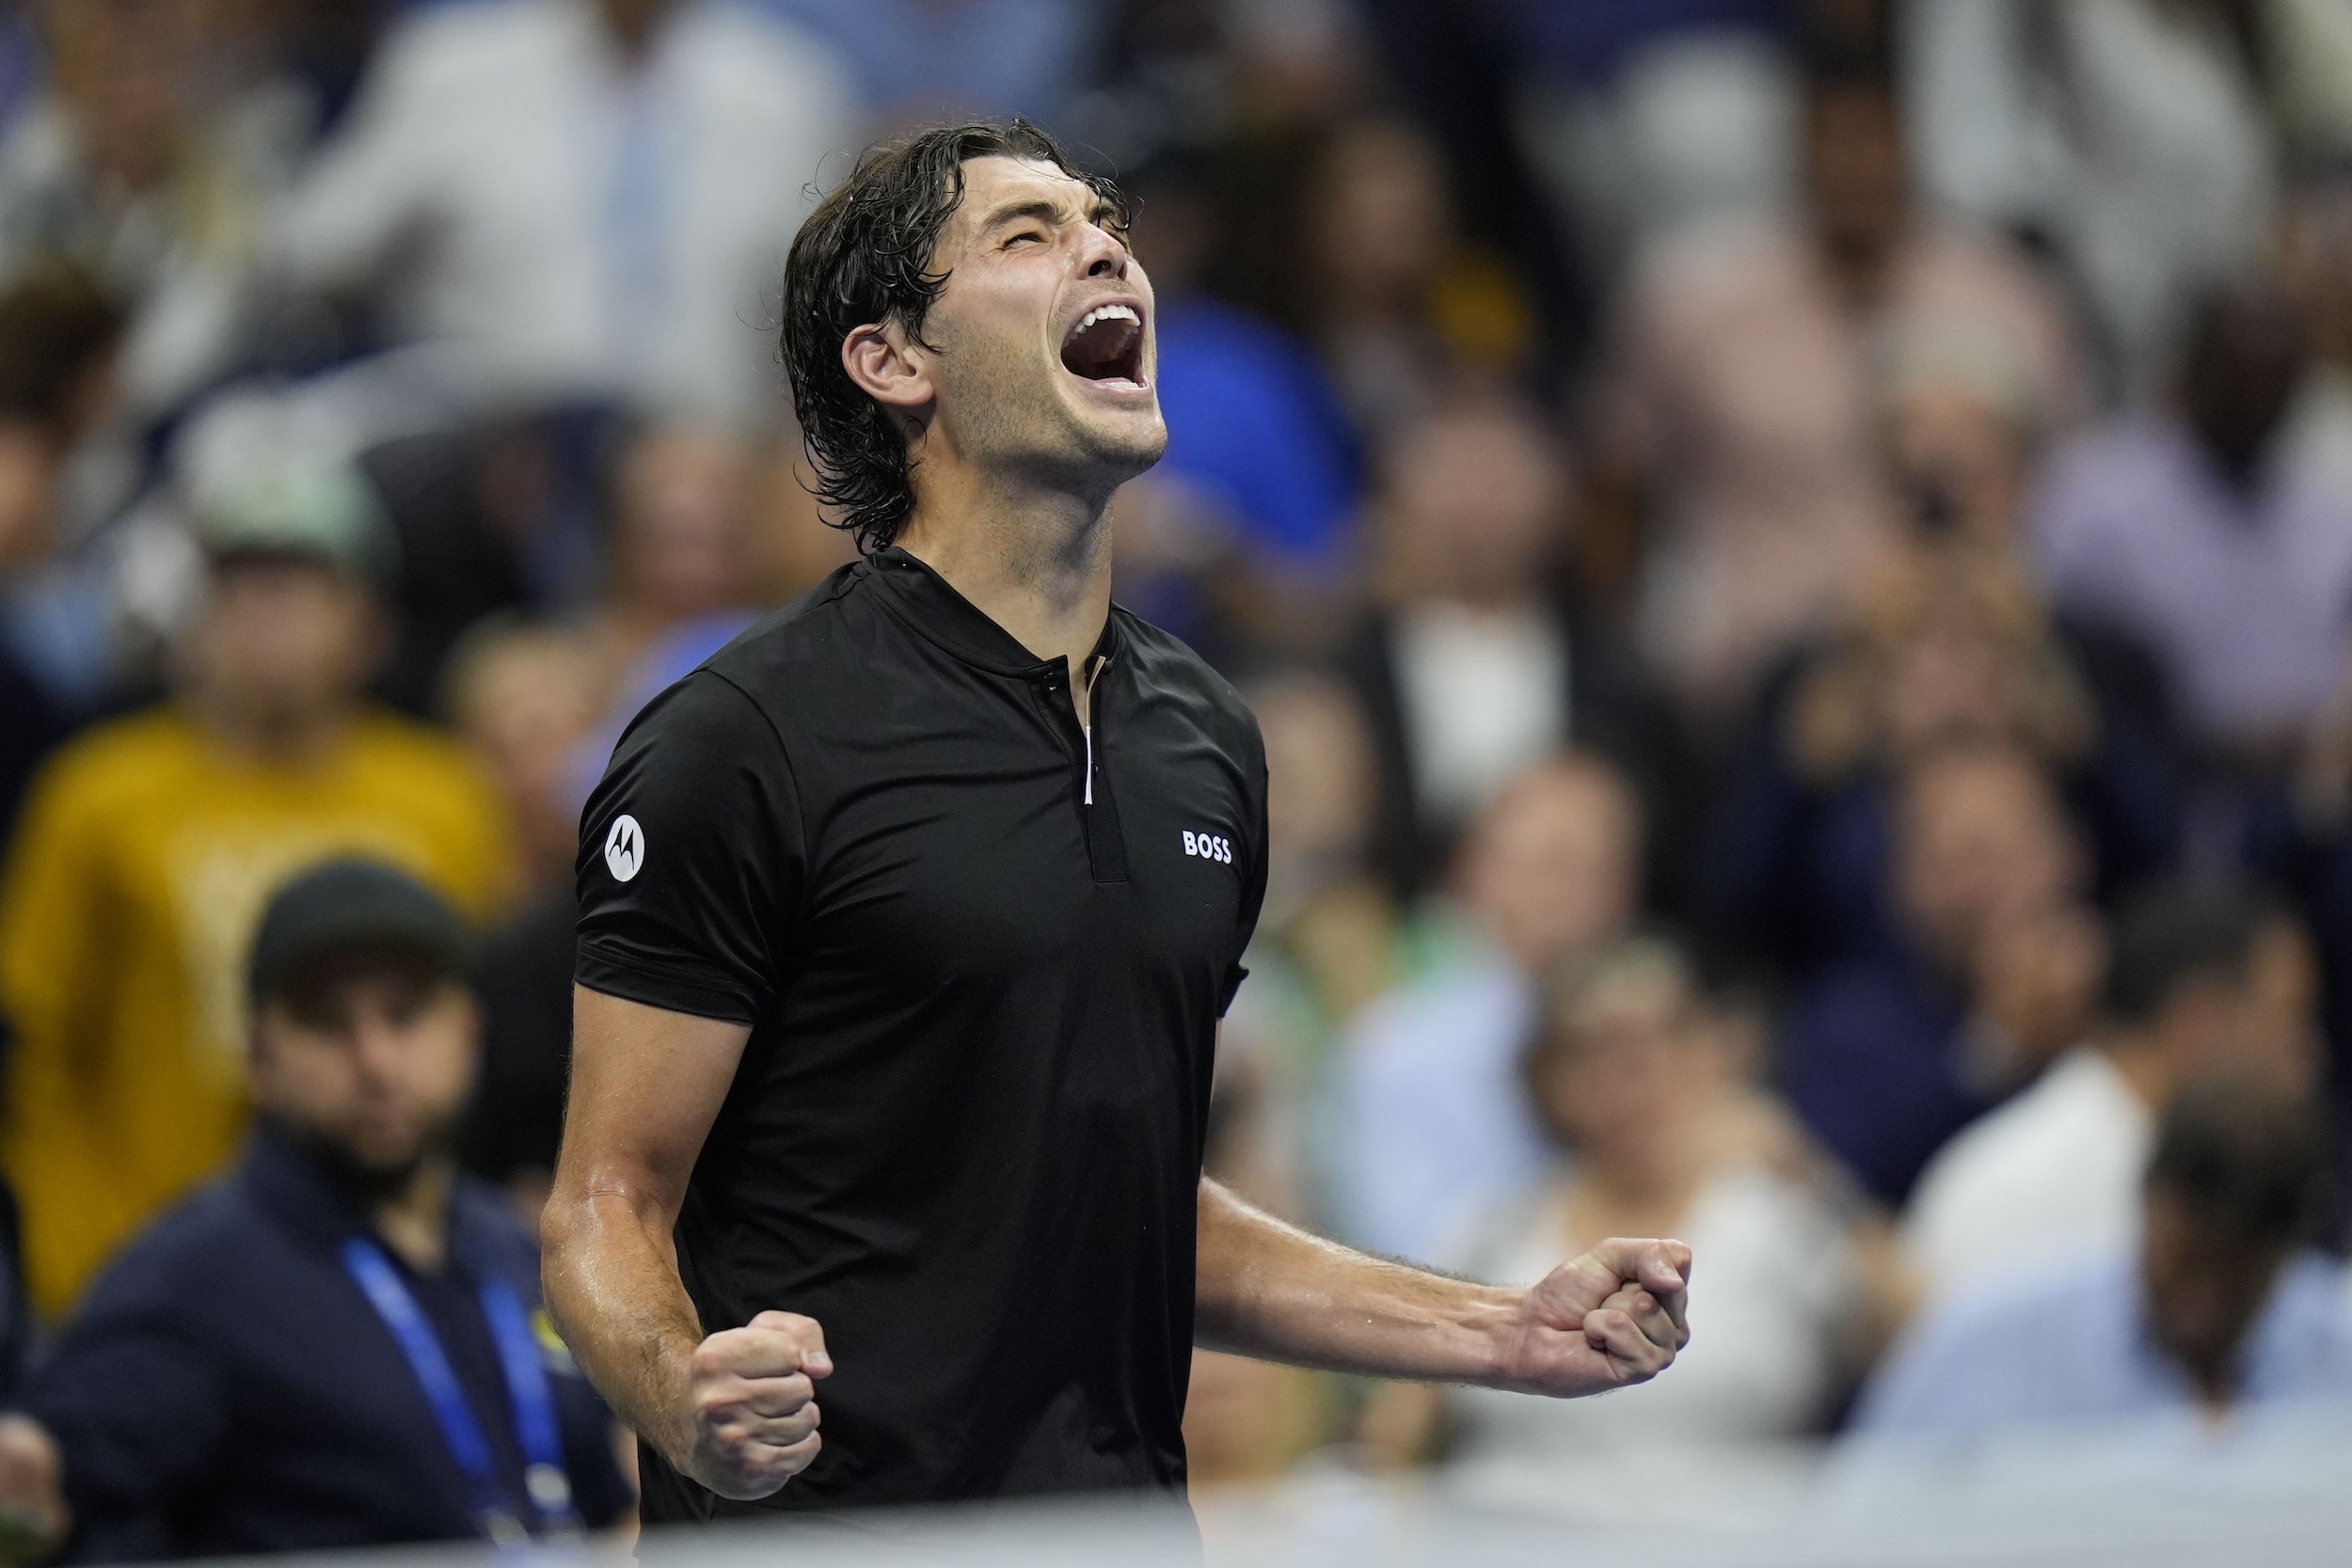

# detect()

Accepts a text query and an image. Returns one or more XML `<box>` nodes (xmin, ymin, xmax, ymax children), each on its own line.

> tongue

<box><xmin>1062</xmin><ymin>317</ymin><xmax>1139</xmax><ymax>381</ymax></box>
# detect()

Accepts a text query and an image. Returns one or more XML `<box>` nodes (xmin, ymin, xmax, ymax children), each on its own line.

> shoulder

<box><xmin>24</xmin><ymin>705</ymin><xmax>197</xmax><ymax>811</ymax></box>
<box><xmin>1344</xmin><ymin>956</ymin><xmax>1525</xmax><ymax>1074</ymax></box>
<box><xmin>1114</xmin><ymin>609</ymin><xmax>1262</xmax><ymax>764</ymax></box>
<box><xmin>1913</xmin><ymin>1059</ymin><xmax>2082</xmax><ymax>1189</ymax></box>
<box><xmin>1860</xmin><ymin>1251</ymin><xmax>2135</xmax><ymax>1433</ymax></box>
<box><xmin>347</xmin><ymin>708</ymin><xmax>493</xmax><ymax>775</ymax></box>
<box><xmin>693</xmin><ymin>562</ymin><xmax>872</xmax><ymax>709</ymax></box>
<box><xmin>1914</xmin><ymin>1252</ymin><xmax>2133</xmax><ymax>1354</ymax></box>
<box><xmin>68</xmin><ymin>1181</ymin><xmax>256</xmax><ymax>1323</ymax></box>
<box><xmin>2036</xmin><ymin>420</ymin><xmax>2181</xmax><ymax>519</ymax></box>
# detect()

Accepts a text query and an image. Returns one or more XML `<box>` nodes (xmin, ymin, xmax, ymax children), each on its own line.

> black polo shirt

<box><xmin>574</xmin><ymin>547</ymin><xmax>1268</xmax><ymax>1519</ymax></box>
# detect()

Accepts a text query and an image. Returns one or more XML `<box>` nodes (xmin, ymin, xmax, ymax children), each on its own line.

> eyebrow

<box><xmin>977</xmin><ymin>194</ymin><xmax>1120</xmax><ymax>236</ymax></box>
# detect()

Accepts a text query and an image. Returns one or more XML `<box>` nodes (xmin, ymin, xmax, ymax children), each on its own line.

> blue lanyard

<box><xmin>342</xmin><ymin>1237</ymin><xmax>581</xmax><ymax>1546</ymax></box>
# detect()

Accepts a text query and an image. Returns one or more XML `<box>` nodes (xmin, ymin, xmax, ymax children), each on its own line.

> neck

<box><xmin>1567</xmin><ymin>1113</ymin><xmax>1708</xmax><ymax>1219</ymax></box>
<box><xmin>185</xmin><ymin>688</ymin><xmax>351</xmax><ymax>766</ymax></box>
<box><xmin>2101</xmin><ymin>1033</ymin><xmax>2173</xmax><ymax>1112</ymax></box>
<box><xmin>373</xmin><ymin>1152</ymin><xmax>456</xmax><ymax>1274</ymax></box>
<box><xmin>897</xmin><ymin>470</ymin><xmax>1116</xmax><ymax>689</ymax></box>
<box><xmin>601</xmin><ymin>0</ymin><xmax>668</xmax><ymax>61</ymax></box>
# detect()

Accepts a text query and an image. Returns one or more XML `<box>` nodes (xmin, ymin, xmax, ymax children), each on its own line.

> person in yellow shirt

<box><xmin>0</xmin><ymin>463</ymin><xmax>516</xmax><ymax>1317</ymax></box>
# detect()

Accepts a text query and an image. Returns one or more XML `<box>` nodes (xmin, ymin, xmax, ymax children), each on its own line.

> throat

<box><xmin>897</xmin><ymin>503</ymin><xmax>1114</xmax><ymax>673</ymax></box>
<box><xmin>373</xmin><ymin>1156</ymin><xmax>456</xmax><ymax>1274</ymax></box>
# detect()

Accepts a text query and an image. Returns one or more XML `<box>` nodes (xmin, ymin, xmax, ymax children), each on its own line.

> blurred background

<box><xmin>5</xmin><ymin>0</ymin><xmax>2352</xmax><ymax>1556</ymax></box>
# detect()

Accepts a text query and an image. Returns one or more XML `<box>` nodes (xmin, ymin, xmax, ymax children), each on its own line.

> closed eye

<box><xmin>1005</xmin><ymin>230</ymin><xmax>1047</xmax><ymax>248</ymax></box>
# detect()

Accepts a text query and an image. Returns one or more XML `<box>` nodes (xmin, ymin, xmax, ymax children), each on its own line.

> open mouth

<box><xmin>1060</xmin><ymin>303</ymin><xmax>1146</xmax><ymax>387</ymax></box>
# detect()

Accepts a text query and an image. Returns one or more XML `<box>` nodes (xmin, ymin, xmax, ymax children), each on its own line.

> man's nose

<box><xmin>349</xmin><ymin>1012</ymin><xmax>407</xmax><ymax>1079</ymax></box>
<box><xmin>1077</xmin><ymin>223</ymin><xmax>1130</xmax><ymax>280</ymax></box>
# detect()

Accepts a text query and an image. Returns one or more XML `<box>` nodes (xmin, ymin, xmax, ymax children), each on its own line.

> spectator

<box><xmin>0</xmin><ymin>261</ymin><xmax>125</xmax><ymax>832</ymax></box>
<box><xmin>1781</xmin><ymin>740</ymin><xmax>2098</xmax><ymax>1207</ymax></box>
<box><xmin>1339</xmin><ymin>395</ymin><xmax>1677</xmax><ymax>901</ymax></box>
<box><xmin>1359</xmin><ymin>938</ymin><xmax>1896</xmax><ymax>1516</ymax></box>
<box><xmin>0</xmin><ymin>0</ymin><xmax>308</xmax><ymax>423</ymax></box>
<box><xmin>1876</xmin><ymin>326</ymin><xmax>2183</xmax><ymax>803</ymax></box>
<box><xmin>1905</xmin><ymin>883</ymin><xmax>2320</xmax><ymax>1305</ymax></box>
<box><xmin>461</xmin><ymin>422</ymin><xmax>761</xmax><ymax>1205</ymax></box>
<box><xmin>0</xmin><ymin>461</ymin><xmax>513</xmax><ymax>1318</ymax></box>
<box><xmin>2034</xmin><ymin>274</ymin><xmax>2352</xmax><ymax>768</ymax></box>
<box><xmin>1331</xmin><ymin>752</ymin><xmax>1641</xmax><ymax>1262</ymax></box>
<box><xmin>446</xmin><ymin>623</ymin><xmax>597</xmax><ymax>1214</ymax></box>
<box><xmin>1229</xmin><ymin>116</ymin><xmax>1530</xmax><ymax>446</ymax></box>
<box><xmin>2274</xmin><ymin>179</ymin><xmax>2352</xmax><ymax>523</ymax></box>
<box><xmin>1220</xmin><ymin>669</ymin><xmax>1404</xmax><ymax>1135</ymax></box>
<box><xmin>757</xmin><ymin>0</ymin><xmax>1102</xmax><ymax>126</ymax></box>
<box><xmin>1704</xmin><ymin>540</ymin><xmax>2174</xmax><ymax>978</ymax></box>
<box><xmin>356</xmin><ymin>417</ymin><xmax>565</xmax><ymax>719</ymax></box>
<box><xmin>560</xmin><ymin>420</ymin><xmax>761</xmax><ymax>814</ymax></box>
<box><xmin>445</xmin><ymin>621</ymin><xmax>596</xmax><ymax>900</ymax></box>
<box><xmin>1591</xmin><ymin>41</ymin><xmax>2083</xmax><ymax>726</ymax></box>
<box><xmin>1105</xmin><ymin>151</ymin><xmax>1359</xmax><ymax>657</ymax></box>
<box><xmin>0</xmin><ymin>859</ymin><xmax>631</xmax><ymax>1557</ymax></box>
<box><xmin>1903</xmin><ymin>0</ymin><xmax>2276</xmax><ymax>398</ymax></box>
<box><xmin>278</xmin><ymin>0</ymin><xmax>857</xmax><ymax>428</ymax></box>
<box><xmin>1856</xmin><ymin>1072</ymin><xmax>2352</xmax><ymax>1443</ymax></box>
<box><xmin>1502</xmin><ymin>3</ymin><xmax>1798</xmax><ymax>282</ymax></box>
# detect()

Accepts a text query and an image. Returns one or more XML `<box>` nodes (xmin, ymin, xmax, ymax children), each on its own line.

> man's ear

<box><xmin>841</xmin><ymin>321</ymin><xmax>936</xmax><ymax>437</ymax></box>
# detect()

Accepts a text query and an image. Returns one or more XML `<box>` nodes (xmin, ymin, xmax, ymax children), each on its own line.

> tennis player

<box><xmin>541</xmin><ymin>119</ymin><xmax>1692</xmax><ymax>1524</ymax></box>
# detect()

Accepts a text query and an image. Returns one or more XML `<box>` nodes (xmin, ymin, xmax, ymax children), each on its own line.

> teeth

<box><xmin>1078</xmin><ymin>304</ymin><xmax>1140</xmax><ymax>332</ymax></box>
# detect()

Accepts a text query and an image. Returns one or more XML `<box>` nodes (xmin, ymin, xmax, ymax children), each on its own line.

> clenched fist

<box><xmin>1490</xmin><ymin>1237</ymin><xmax>1692</xmax><ymax>1398</ymax></box>
<box><xmin>675</xmin><ymin>1310</ymin><xmax>832</xmax><ymax>1500</ymax></box>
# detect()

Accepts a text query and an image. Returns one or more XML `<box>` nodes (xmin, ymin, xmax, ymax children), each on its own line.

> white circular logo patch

<box><xmin>604</xmin><ymin>814</ymin><xmax>645</xmax><ymax>882</ymax></box>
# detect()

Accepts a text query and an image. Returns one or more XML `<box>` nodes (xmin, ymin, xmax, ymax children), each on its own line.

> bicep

<box><xmin>557</xmin><ymin>987</ymin><xmax>749</xmax><ymax>1225</ymax></box>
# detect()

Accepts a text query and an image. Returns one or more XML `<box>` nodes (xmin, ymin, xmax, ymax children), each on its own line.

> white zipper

<box><xmin>1078</xmin><ymin>653</ymin><xmax>1109</xmax><ymax>806</ymax></box>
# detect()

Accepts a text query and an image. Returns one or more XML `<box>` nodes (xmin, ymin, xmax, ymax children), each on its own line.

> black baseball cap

<box><xmin>246</xmin><ymin>858</ymin><xmax>471</xmax><ymax>1007</ymax></box>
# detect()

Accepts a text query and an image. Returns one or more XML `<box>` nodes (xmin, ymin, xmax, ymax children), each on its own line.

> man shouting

<box><xmin>542</xmin><ymin>119</ymin><xmax>1692</xmax><ymax>1523</ymax></box>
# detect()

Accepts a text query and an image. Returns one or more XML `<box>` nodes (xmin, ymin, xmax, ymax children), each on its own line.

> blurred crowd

<box><xmin>0</xmin><ymin>0</ymin><xmax>2348</xmax><ymax>1551</ymax></box>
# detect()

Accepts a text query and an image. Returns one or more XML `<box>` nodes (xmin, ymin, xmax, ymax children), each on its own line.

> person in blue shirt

<box><xmin>1854</xmin><ymin>1070</ymin><xmax>2352</xmax><ymax>1445</ymax></box>
<box><xmin>0</xmin><ymin>859</ymin><xmax>633</xmax><ymax>1560</ymax></box>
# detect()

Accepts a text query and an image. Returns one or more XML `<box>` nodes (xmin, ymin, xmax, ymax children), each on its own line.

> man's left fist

<box><xmin>1491</xmin><ymin>1236</ymin><xmax>1692</xmax><ymax>1398</ymax></box>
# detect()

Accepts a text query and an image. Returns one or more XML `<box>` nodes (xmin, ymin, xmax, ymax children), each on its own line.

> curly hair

<box><xmin>781</xmin><ymin>120</ymin><xmax>1130</xmax><ymax>555</ymax></box>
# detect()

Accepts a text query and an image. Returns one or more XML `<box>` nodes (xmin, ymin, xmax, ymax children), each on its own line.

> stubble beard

<box><xmin>936</xmin><ymin>322</ymin><xmax>1167</xmax><ymax>505</ymax></box>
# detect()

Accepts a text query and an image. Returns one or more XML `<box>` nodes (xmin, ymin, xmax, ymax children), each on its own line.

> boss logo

<box><xmin>1183</xmin><ymin>830</ymin><xmax>1232</xmax><ymax>864</ymax></box>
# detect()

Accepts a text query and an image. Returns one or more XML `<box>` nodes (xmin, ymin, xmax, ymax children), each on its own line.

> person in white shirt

<box><xmin>1903</xmin><ymin>881</ymin><xmax>2321</xmax><ymax>1304</ymax></box>
<box><xmin>1332</xmin><ymin>752</ymin><xmax>1644</xmax><ymax>1263</ymax></box>
<box><xmin>1359</xmin><ymin>937</ymin><xmax>1902</xmax><ymax>1523</ymax></box>
<box><xmin>278</xmin><ymin>0</ymin><xmax>857</xmax><ymax>428</ymax></box>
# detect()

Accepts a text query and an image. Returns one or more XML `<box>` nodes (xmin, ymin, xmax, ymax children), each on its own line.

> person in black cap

<box><xmin>0</xmin><ymin>859</ymin><xmax>631</xmax><ymax>1560</ymax></box>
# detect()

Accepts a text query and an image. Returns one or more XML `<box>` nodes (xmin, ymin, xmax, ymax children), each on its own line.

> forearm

<box><xmin>1193</xmin><ymin>1179</ymin><xmax>1519</xmax><ymax>1385</ymax></box>
<box><xmin>540</xmin><ymin>1185</ymin><xmax>705</xmax><ymax>1466</ymax></box>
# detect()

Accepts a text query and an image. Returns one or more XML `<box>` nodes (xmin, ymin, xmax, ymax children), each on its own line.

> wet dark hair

<box><xmin>2145</xmin><ymin>1072</ymin><xmax>2328</xmax><ymax>1249</ymax></box>
<box><xmin>780</xmin><ymin>119</ymin><xmax>1130</xmax><ymax>555</ymax></box>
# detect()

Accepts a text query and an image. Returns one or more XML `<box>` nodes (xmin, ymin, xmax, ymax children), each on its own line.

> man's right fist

<box><xmin>675</xmin><ymin>1310</ymin><xmax>832</xmax><ymax>1500</ymax></box>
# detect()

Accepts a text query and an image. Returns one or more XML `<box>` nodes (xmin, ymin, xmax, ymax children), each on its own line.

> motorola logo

<box><xmin>605</xmin><ymin>814</ymin><xmax>645</xmax><ymax>882</ymax></box>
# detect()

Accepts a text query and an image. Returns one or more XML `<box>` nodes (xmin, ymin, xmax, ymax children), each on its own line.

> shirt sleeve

<box><xmin>15</xmin><ymin>1283</ymin><xmax>230</xmax><ymax>1549</ymax></box>
<box><xmin>1219</xmin><ymin>718</ymin><xmax>1271</xmax><ymax>1018</ymax></box>
<box><xmin>575</xmin><ymin>671</ymin><xmax>805</xmax><ymax>1025</ymax></box>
